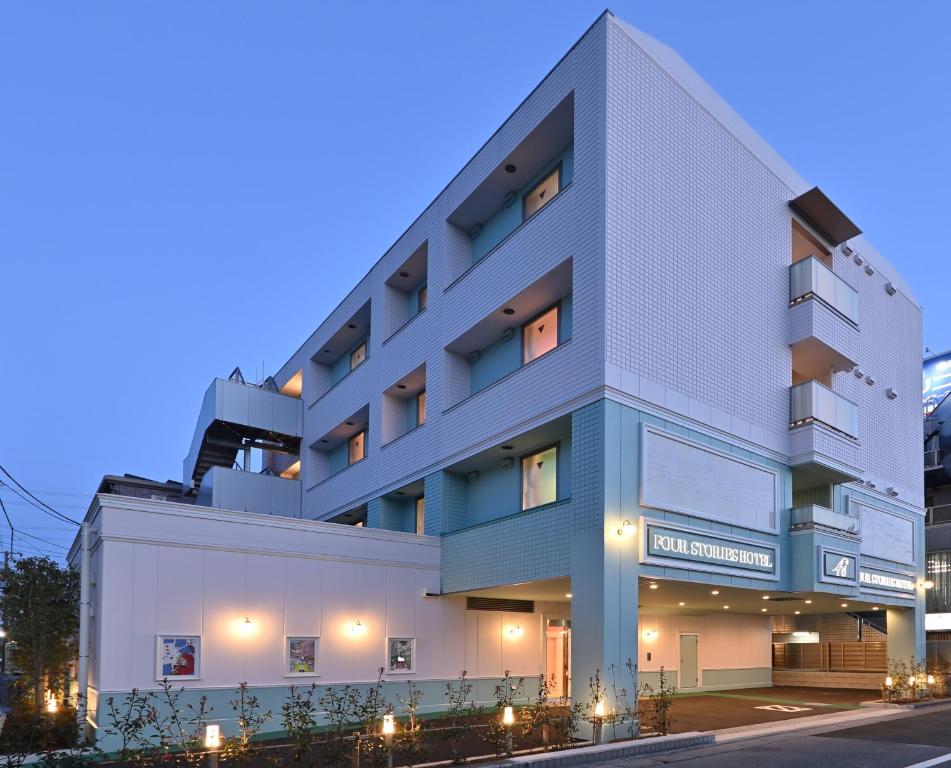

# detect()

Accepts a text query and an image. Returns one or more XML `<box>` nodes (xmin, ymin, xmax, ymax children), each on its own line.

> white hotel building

<box><xmin>70</xmin><ymin>11</ymin><xmax>926</xmax><ymax>744</ymax></box>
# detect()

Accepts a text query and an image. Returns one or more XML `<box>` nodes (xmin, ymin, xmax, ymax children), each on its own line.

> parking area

<box><xmin>663</xmin><ymin>686</ymin><xmax>875</xmax><ymax>733</ymax></box>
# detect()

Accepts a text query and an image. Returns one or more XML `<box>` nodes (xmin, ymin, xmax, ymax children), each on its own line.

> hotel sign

<box><xmin>646</xmin><ymin>524</ymin><xmax>776</xmax><ymax>574</ymax></box>
<box><xmin>858</xmin><ymin>566</ymin><xmax>915</xmax><ymax>594</ymax></box>
<box><xmin>822</xmin><ymin>551</ymin><xmax>856</xmax><ymax>581</ymax></box>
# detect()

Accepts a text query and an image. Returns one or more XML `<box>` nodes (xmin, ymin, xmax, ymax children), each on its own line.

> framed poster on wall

<box><xmin>156</xmin><ymin>635</ymin><xmax>201</xmax><ymax>680</ymax></box>
<box><xmin>387</xmin><ymin>638</ymin><xmax>415</xmax><ymax>673</ymax></box>
<box><xmin>285</xmin><ymin>637</ymin><xmax>319</xmax><ymax>676</ymax></box>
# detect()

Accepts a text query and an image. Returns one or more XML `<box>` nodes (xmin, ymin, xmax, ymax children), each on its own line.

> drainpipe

<box><xmin>77</xmin><ymin>523</ymin><xmax>91</xmax><ymax>739</ymax></box>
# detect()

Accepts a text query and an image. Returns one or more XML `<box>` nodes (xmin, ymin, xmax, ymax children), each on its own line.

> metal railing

<box><xmin>789</xmin><ymin>380</ymin><xmax>859</xmax><ymax>438</ymax></box>
<box><xmin>926</xmin><ymin>449</ymin><xmax>942</xmax><ymax>469</ymax></box>
<box><xmin>789</xmin><ymin>255</ymin><xmax>859</xmax><ymax>324</ymax></box>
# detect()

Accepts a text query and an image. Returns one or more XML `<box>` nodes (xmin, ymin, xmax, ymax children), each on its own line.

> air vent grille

<box><xmin>466</xmin><ymin>597</ymin><xmax>534</xmax><ymax>613</ymax></box>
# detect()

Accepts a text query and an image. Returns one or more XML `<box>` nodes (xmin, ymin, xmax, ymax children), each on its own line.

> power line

<box><xmin>12</xmin><ymin>528</ymin><xmax>68</xmax><ymax>551</ymax></box>
<box><xmin>0</xmin><ymin>465</ymin><xmax>81</xmax><ymax>525</ymax></box>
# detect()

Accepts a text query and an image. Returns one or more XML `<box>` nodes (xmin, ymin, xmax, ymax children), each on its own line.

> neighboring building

<box><xmin>923</xmin><ymin>350</ymin><xmax>951</xmax><ymax>665</ymax></box>
<box><xmin>71</xmin><ymin>11</ymin><xmax>926</xmax><ymax>744</ymax></box>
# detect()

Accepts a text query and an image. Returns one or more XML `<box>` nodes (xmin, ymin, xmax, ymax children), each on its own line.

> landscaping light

<box><xmin>909</xmin><ymin>675</ymin><xmax>918</xmax><ymax>687</ymax></box>
<box><xmin>0</xmin><ymin>629</ymin><xmax>6</xmax><ymax>638</ymax></box>
<box><xmin>884</xmin><ymin>676</ymin><xmax>893</xmax><ymax>687</ymax></box>
<box><xmin>617</xmin><ymin>520</ymin><xmax>636</xmax><ymax>537</ymax></box>
<box><xmin>928</xmin><ymin>675</ymin><xmax>936</xmax><ymax>685</ymax></box>
<box><xmin>503</xmin><ymin>706</ymin><xmax>515</xmax><ymax>726</ymax></box>
<box><xmin>594</xmin><ymin>700</ymin><xmax>606</xmax><ymax>718</ymax></box>
<box><xmin>204</xmin><ymin>724</ymin><xmax>221</xmax><ymax>750</ymax></box>
<box><xmin>382</xmin><ymin>714</ymin><xmax>396</xmax><ymax>735</ymax></box>
<box><xmin>45</xmin><ymin>696</ymin><xmax>57</xmax><ymax>714</ymax></box>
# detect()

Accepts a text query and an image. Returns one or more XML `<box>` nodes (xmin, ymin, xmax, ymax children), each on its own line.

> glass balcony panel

<box><xmin>789</xmin><ymin>380</ymin><xmax>858</xmax><ymax>438</ymax></box>
<box><xmin>789</xmin><ymin>256</ymin><xmax>858</xmax><ymax>324</ymax></box>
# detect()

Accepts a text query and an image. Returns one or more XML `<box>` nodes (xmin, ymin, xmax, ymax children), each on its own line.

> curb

<box><xmin>502</xmin><ymin>732</ymin><xmax>715</xmax><ymax>767</ymax></box>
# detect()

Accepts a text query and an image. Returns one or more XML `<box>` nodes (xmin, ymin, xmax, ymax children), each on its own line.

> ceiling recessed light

<box><xmin>873</xmin><ymin>606</ymin><xmax>880</xmax><ymax>611</ymax></box>
<box><xmin>761</xmin><ymin>608</ymin><xmax>767</xmax><ymax>612</ymax></box>
<box><xmin>320</xmin><ymin>439</ymin><xmax>329</xmax><ymax>444</ymax></box>
<box><xmin>804</xmin><ymin>599</ymin><xmax>813</xmax><ymax>604</ymax></box>
<box><xmin>397</xmin><ymin>384</ymin><xmax>407</xmax><ymax>390</ymax></box>
<box><xmin>504</xmin><ymin>163</ymin><xmax>517</xmax><ymax>174</ymax></box>
<box><xmin>565</xmin><ymin>593</ymin><xmax>573</xmax><ymax>599</ymax></box>
<box><xmin>399</xmin><ymin>271</ymin><xmax>409</xmax><ymax>278</ymax></box>
<box><xmin>502</xmin><ymin>307</ymin><xmax>515</xmax><ymax>315</ymax></box>
<box><xmin>678</xmin><ymin>601</ymin><xmax>685</xmax><ymax>607</ymax></box>
<box><xmin>323</xmin><ymin>348</ymin><xmax>331</xmax><ymax>354</ymax></box>
<box><xmin>345</xmin><ymin>420</ymin><xmax>354</xmax><ymax>426</ymax></box>
<box><xmin>501</xmin><ymin>445</ymin><xmax>514</xmax><ymax>451</ymax></box>
<box><xmin>762</xmin><ymin>595</ymin><xmax>770</xmax><ymax>600</ymax></box>
<box><xmin>347</xmin><ymin>323</ymin><xmax>357</xmax><ymax>329</ymax></box>
<box><xmin>722</xmin><ymin>605</ymin><xmax>730</xmax><ymax>610</ymax></box>
<box><xmin>649</xmin><ymin>583</ymin><xmax>658</xmax><ymax>590</ymax></box>
<box><xmin>841</xmin><ymin>603</ymin><xmax>848</xmax><ymax>608</ymax></box>
<box><xmin>711</xmin><ymin>590</ymin><xmax>719</xmax><ymax>596</ymax></box>
<box><xmin>795</xmin><ymin>610</ymin><xmax>801</xmax><ymax>615</ymax></box>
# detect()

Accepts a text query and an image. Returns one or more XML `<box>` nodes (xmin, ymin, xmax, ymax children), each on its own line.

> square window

<box><xmin>416</xmin><ymin>390</ymin><xmax>427</xmax><ymax>426</ymax></box>
<box><xmin>286</xmin><ymin>637</ymin><xmax>319</xmax><ymax>676</ymax></box>
<box><xmin>415</xmin><ymin>497</ymin><xmax>425</xmax><ymax>535</ymax></box>
<box><xmin>349</xmin><ymin>431</ymin><xmax>366</xmax><ymax>465</ymax></box>
<box><xmin>523</xmin><ymin>305</ymin><xmax>559</xmax><ymax>364</ymax></box>
<box><xmin>350</xmin><ymin>341</ymin><xmax>367</xmax><ymax>371</ymax></box>
<box><xmin>417</xmin><ymin>285</ymin><xmax>428</xmax><ymax>313</ymax></box>
<box><xmin>522</xmin><ymin>445</ymin><xmax>557</xmax><ymax>510</ymax></box>
<box><xmin>522</xmin><ymin>166</ymin><xmax>561</xmax><ymax>221</ymax></box>
<box><xmin>387</xmin><ymin>637</ymin><xmax>415</xmax><ymax>673</ymax></box>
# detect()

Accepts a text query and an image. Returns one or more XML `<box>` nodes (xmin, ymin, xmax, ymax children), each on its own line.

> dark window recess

<box><xmin>466</xmin><ymin>597</ymin><xmax>534</xmax><ymax>613</ymax></box>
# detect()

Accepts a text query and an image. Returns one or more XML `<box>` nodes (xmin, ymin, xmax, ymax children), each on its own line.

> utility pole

<box><xmin>0</xmin><ymin>495</ymin><xmax>12</xmax><ymax>677</ymax></box>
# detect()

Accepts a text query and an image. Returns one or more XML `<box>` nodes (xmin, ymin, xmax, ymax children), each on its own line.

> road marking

<box><xmin>754</xmin><ymin>704</ymin><xmax>811</xmax><ymax>712</ymax></box>
<box><xmin>902</xmin><ymin>754</ymin><xmax>951</xmax><ymax>768</ymax></box>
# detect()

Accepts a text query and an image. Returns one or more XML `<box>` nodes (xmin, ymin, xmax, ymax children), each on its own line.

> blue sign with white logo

<box><xmin>822</xmin><ymin>551</ymin><xmax>856</xmax><ymax>581</ymax></box>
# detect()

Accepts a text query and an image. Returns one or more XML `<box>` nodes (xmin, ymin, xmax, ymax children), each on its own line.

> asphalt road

<box><xmin>590</xmin><ymin>705</ymin><xmax>951</xmax><ymax>768</ymax></box>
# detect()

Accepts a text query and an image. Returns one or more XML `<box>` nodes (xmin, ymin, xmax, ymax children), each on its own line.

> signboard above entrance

<box><xmin>644</xmin><ymin>523</ymin><xmax>777</xmax><ymax>575</ymax></box>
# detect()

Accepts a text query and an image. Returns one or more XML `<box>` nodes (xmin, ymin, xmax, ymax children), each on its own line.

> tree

<box><xmin>0</xmin><ymin>556</ymin><xmax>80</xmax><ymax>714</ymax></box>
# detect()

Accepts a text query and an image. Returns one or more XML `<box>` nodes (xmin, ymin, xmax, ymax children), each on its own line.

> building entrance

<box><xmin>680</xmin><ymin>633</ymin><xmax>699</xmax><ymax>689</ymax></box>
<box><xmin>546</xmin><ymin>619</ymin><xmax>571</xmax><ymax>698</ymax></box>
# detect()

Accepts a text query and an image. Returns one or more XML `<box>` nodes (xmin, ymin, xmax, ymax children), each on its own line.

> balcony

<box><xmin>789</xmin><ymin>381</ymin><xmax>861</xmax><ymax>485</ymax></box>
<box><xmin>183</xmin><ymin>370</ymin><xmax>303</xmax><ymax>490</ymax></box>
<box><xmin>788</xmin><ymin>257</ymin><xmax>859</xmax><ymax>373</ymax></box>
<box><xmin>790</xmin><ymin>504</ymin><xmax>860</xmax><ymax>536</ymax></box>
<box><xmin>196</xmin><ymin>466</ymin><xmax>301</xmax><ymax>517</ymax></box>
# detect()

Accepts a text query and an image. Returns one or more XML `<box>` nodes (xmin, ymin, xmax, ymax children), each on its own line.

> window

<box><xmin>523</xmin><ymin>305</ymin><xmax>559</xmax><ymax>364</ymax></box>
<box><xmin>416</xmin><ymin>390</ymin><xmax>427</xmax><ymax>426</ymax></box>
<box><xmin>523</xmin><ymin>166</ymin><xmax>561</xmax><ymax>221</ymax></box>
<box><xmin>418</xmin><ymin>285</ymin><xmax>428</xmax><ymax>313</ymax></box>
<box><xmin>522</xmin><ymin>445</ymin><xmax>557</xmax><ymax>510</ymax></box>
<box><xmin>350</xmin><ymin>341</ymin><xmax>367</xmax><ymax>371</ymax></box>
<box><xmin>415</xmin><ymin>497</ymin><xmax>425</xmax><ymax>535</ymax></box>
<box><xmin>348</xmin><ymin>431</ymin><xmax>366</xmax><ymax>465</ymax></box>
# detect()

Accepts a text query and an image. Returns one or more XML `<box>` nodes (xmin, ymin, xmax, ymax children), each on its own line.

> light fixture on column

<box><xmin>617</xmin><ymin>520</ymin><xmax>636</xmax><ymax>537</ymax></box>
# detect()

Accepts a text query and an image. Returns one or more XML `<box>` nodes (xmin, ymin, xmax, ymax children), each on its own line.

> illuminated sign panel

<box><xmin>858</xmin><ymin>566</ymin><xmax>915</xmax><ymax>594</ymax></box>
<box><xmin>645</xmin><ymin>524</ymin><xmax>776</xmax><ymax>574</ymax></box>
<box><xmin>923</xmin><ymin>352</ymin><xmax>951</xmax><ymax>414</ymax></box>
<box><xmin>823</xmin><ymin>551</ymin><xmax>856</xmax><ymax>581</ymax></box>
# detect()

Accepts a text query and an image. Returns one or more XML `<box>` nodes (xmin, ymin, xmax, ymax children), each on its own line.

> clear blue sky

<box><xmin>1</xmin><ymin>1</ymin><xmax>949</xmax><ymax>559</ymax></box>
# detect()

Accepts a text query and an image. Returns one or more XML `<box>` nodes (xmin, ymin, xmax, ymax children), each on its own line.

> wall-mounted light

<box><xmin>205</xmin><ymin>724</ymin><xmax>221</xmax><ymax>750</ymax></box>
<box><xmin>617</xmin><ymin>520</ymin><xmax>636</xmax><ymax>537</ymax></box>
<box><xmin>350</xmin><ymin>619</ymin><xmax>366</xmax><ymax>636</ymax></box>
<box><xmin>922</xmin><ymin>580</ymin><xmax>935</xmax><ymax>590</ymax></box>
<box><xmin>507</xmin><ymin>625</ymin><xmax>523</xmax><ymax>638</ymax></box>
<box><xmin>642</xmin><ymin>628</ymin><xmax>657</xmax><ymax>641</ymax></box>
<box><xmin>565</xmin><ymin>593</ymin><xmax>573</xmax><ymax>599</ymax></box>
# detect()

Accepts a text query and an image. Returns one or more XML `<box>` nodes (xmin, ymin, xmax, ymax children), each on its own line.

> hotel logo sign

<box><xmin>646</xmin><ymin>524</ymin><xmax>776</xmax><ymax>574</ymax></box>
<box><xmin>859</xmin><ymin>566</ymin><xmax>915</xmax><ymax>594</ymax></box>
<box><xmin>822</xmin><ymin>551</ymin><xmax>856</xmax><ymax>581</ymax></box>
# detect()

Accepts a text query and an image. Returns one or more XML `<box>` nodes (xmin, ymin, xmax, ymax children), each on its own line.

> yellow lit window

<box><xmin>522</xmin><ymin>166</ymin><xmax>561</xmax><ymax>220</ymax></box>
<box><xmin>522</xmin><ymin>445</ymin><xmax>557</xmax><ymax>510</ymax></box>
<box><xmin>523</xmin><ymin>305</ymin><xmax>559</xmax><ymax>364</ymax></box>
<box><xmin>348</xmin><ymin>431</ymin><xmax>366</xmax><ymax>465</ymax></box>
<box><xmin>415</xmin><ymin>497</ymin><xmax>425</xmax><ymax>535</ymax></box>
<box><xmin>350</xmin><ymin>341</ymin><xmax>367</xmax><ymax>371</ymax></box>
<box><xmin>416</xmin><ymin>390</ymin><xmax>427</xmax><ymax>426</ymax></box>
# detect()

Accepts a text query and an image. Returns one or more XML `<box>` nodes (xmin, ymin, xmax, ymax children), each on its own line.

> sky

<box><xmin>1</xmin><ymin>1</ymin><xmax>949</xmax><ymax>560</ymax></box>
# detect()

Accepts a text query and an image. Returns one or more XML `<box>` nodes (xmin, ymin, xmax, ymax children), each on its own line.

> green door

<box><xmin>679</xmin><ymin>634</ymin><xmax>698</xmax><ymax>689</ymax></box>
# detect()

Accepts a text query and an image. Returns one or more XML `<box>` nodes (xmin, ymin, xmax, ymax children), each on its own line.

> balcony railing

<box><xmin>926</xmin><ymin>448</ymin><xmax>942</xmax><ymax>469</ymax></box>
<box><xmin>789</xmin><ymin>256</ymin><xmax>858</xmax><ymax>324</ymax></box>
<box><xmin>789</xmin><ymin>380</ymin><xmax>858</xmax><ymax>439</ymax></box>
